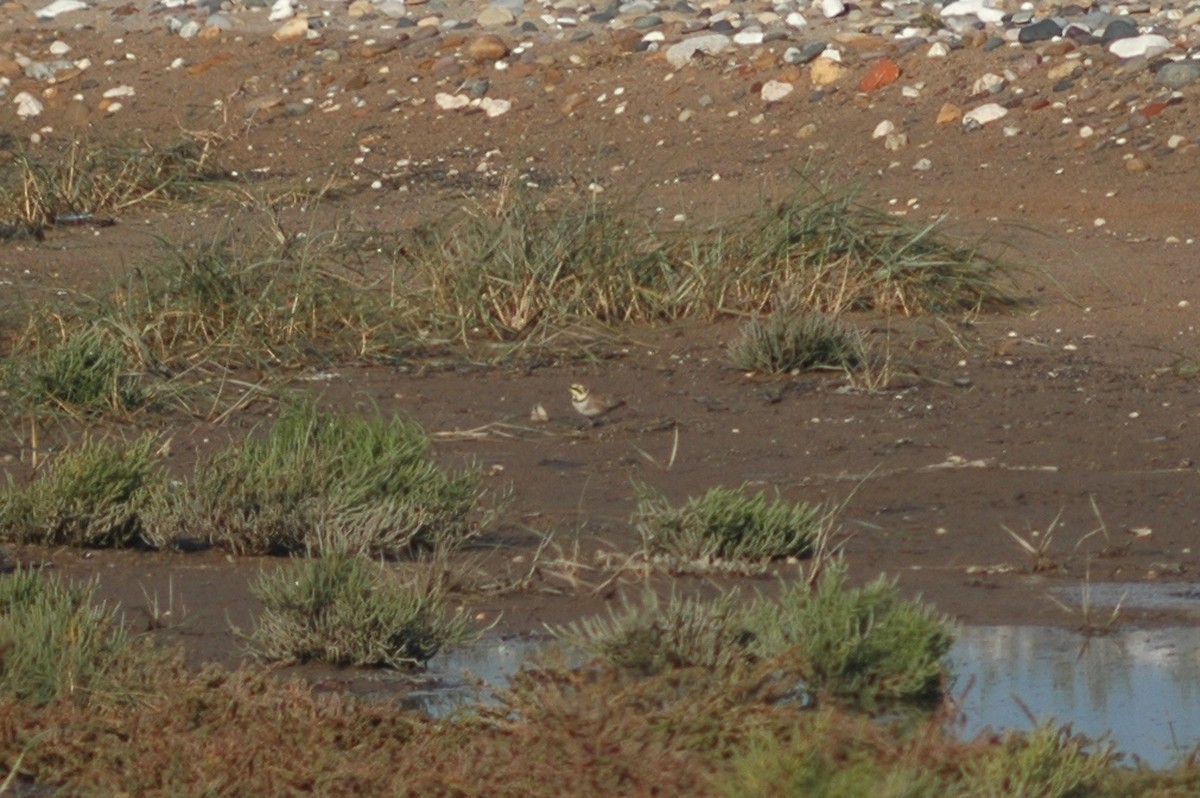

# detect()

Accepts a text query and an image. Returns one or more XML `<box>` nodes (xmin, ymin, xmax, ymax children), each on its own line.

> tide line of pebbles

<box><xmin>2</xmin><ymin>0</ymin><xmax>1199</xmax><ymax>168</ymax></box>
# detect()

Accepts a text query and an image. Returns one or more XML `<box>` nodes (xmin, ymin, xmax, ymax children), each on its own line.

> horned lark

<box><xmin>570</xmin><ymin>383</ymin><xmax>625</xmax><ymax>424</ymax></box>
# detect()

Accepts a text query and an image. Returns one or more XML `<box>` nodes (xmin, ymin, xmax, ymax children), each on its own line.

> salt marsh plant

<box><xmin>713</xmin><ymin>180</ymin><xmax>1008</xmax><ymax>316</ymax></box>
<box><xmin>168</xmin><ymin>405</ymin><xmax>483</xmax><ymax>557</ymax></box>
<box><xmin>3</xmin><ymin>327</ymin><xmax>145</xmax><ymax>415</ymax></box>
<box><xmin>0</xmin><ymin>434</ymin><xmax>163</xmax><ymax>548</ymax></box>
<box><xmin>0</xmin><ymin>570</ymin><xmax>162</xmax><ymax>705</ymax></box>
<box><xmin>555</xmin><ymin>590</ymin><xmax>749</xmax><ymax>677</ymax></box>
<box><xmin>962</xmin><ymin>723</ymin><xmax>1115</xmax><ymax>798</ymax></box>
<box><xmin>714</xmin><ymin>718</ymin><xmax>1115</xmax><ymax>798</ymax></box>
<box><xmin>0</xmin><ymin>137</ymin><xmax>221</xmax><ymax>233</ymax></box>
<box><xmin>403</xmin><ymin>190</ymin><xmax>680</xmax><ymax>344</ymax></box>
<box><xmin>744</xmin><ymin>564</ymin><xmax>953</xmax><ymax>709</ymax></box>
<box><xmin>400</xmin><ymin>179</ymin><xmax>1009</xmax><ymax>349</ymax></box>
<box><xmin>107</xmin><ymin>226</ymin><xmax>416</xmax><ymax>369</ymax></box>
<box><xmin>632</xmin><ymin>483</ymin><xmax>824</xmax><ymax>567</ymax></box>
<box><xmin>248</xmin><ymin>553</ymin><xmax>476</xmax><ymax>668</ymax></box>
<box><xmin>555</xmin><ymin>561</ymin><xmax>952</xmax><ymax>710</ymax></box>
<box><xmin>730</xmin><ymin>308</ymin><xmax>864</xmax><ymax>374</ymax></box>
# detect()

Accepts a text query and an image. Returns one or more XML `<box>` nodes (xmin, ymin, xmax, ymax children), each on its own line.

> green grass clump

<box><xmin>106</xmin><ymin>229</ymin><xmax>416</xmax><ymax>369</ymax></box>
<box><xmin>400</xmin><ymin>180</ymin><xmax>1007</xmax><ymax>350</ymax></box>
<box><xmin>2</xmin><ymin>327</ymin><xmax>145</xmax><ymax>414</ymax></box>
<box><xmin>248</xmin><ymin>554</ymin><xmax>476</xmax><ymax>668</ymax></box>
<box><xmin>730</xmin><ymin>309</ymin><xmax>863</xmax><ymax>374</ymax></box>
<box><xmin>0</xmin><ymin>570</ymin><xmax>159</xmax><ymax>705</ymax></box>
<box><xmin>554</xmin><ymin>562</ymin><xmax>952</xmax><ymax>710</ymax></box>
<box><xmin>4</xmin><ymin>177</ymin><xmax>1009</xmax><ymax>383</ymax></box>
<box><xmin>718</xmin><ymin>181</ymin><xmax>1008</xmax><ymax>316</ymax></box>
<box><xmin>0</xmin><ymin>137</ymin><xmax>221</xmax><ymax>232</ymax></box>
<box><xmin>555</xmin><ymin>590</ymin><xmax>749</xmax><ymax>677</ymax></box>
<box><xmin>0</xmin><ymin>434</ymin><xmax>163</xmax><ymax>548</ymax></box>
<box><xmin>633</xmin><ymin>483</ymin><xmax>823</xmax><ymax>567</ymax></box>
<box><xmin>169</xmin><ymin>405</ymin><xmax>482</xmax><ymax>557</ymax></box>
<box><xmin>403</xmin><ymin>192</ymin><xmax>682</xmax><ymax>343</ymax></box>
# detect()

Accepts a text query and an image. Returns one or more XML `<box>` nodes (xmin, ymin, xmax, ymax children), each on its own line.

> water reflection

<box><xmin>410</xmin><ymin>637</ymin><xmax>544</xmax><ymax>715</ymax></box>
<box><xmin>412</xmin><ymin>624</ymin><xmax>1200</xmax><ymax>769</ymax></box>
<box><xmin>949</xmin><ymin>625</ymin><xmax>1200</xmax><ymax>768</ymax></box>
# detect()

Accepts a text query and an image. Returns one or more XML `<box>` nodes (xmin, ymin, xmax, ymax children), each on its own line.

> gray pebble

<box><xmin>1018</xmin><ymin>18</ymin><xmax>1061</xmax><ymax>43</ymax></box>
<box><xmin>1101</xmin><ymin>18</ymin><xmax>1138</xmax><ymax>43</ymax></box>
<box><xmin>1156</xmin><ymin>61</ymin><xmax>1200</xmax><ymax>89</ymax></box>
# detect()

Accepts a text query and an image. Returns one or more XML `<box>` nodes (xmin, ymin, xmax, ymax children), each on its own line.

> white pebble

<box><xmin>821</xmin><ymin>0</ymin><xmax>845</xmax><ymax>17</ymax></box>
<box><xmin>14</xmin><ymin>91</ymin><xmax>44</xmax><ymax>118</ymax></box>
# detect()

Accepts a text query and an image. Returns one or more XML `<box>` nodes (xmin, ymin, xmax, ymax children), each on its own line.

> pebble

<box><xmin>665</xmin><ymin>34</ymin><xmax>731</xmax><ymax>68</ymax></box>
<box><xmin>962</xmin><ymin>102</ymin><xmax>1007</xmax><ymax>129</ymax></box>
<box><xmin>1018</xmin><ymin>18</ymin><xmax>1061</xmax><ymax>43</ymax></box>
<box><xmin>267</xmin><ymin>0</ymin><xmax>292</xmax><ymax>22</ymax></box>
<box><xmin>1109</xmin><ymin>33</ymin><xmax>1171</xmax><ymax>59</ymax></box>
<box><xmin>1101</xmin><ymin>18</ymin><xmax>1138</xmax><ymax>43</ymax></box>
<box><xmin>821</xmin><ymin>0</ymin><xmax>845</xmax><ymax>19</ymax></box>
<box><xmin>272</xmin><ymin>16</ymin><xmax>308</xmax><ymax>41</ymax></box>
<box><xmin>7</xmin><ymin>0</ymin><xmax>1200</xmax><ymax>182</ymax></box>
<box><xmin>477</xmin><ymin>5</ymin><xmax>514</xmax><ymax>26</ymax></box>
<box><xmin>934</xmin><ymin>102</ymin><xmax>958</xmax><ymax>124</ymax></box>
<box><xmin>760</xmin><ymin>79</ymin><xmax>794</xmax><ymax>103</ymax></box>
<box><xmin>859</xmin><ymin>57</ymin><xmax>900</xmax><ymax>92</ymax></box>
<box><xmin>14</xmin><ymin>91</ymin><xmax>44</xmax><ymax>118</ymax></box>
<box><xmin>467</xmin><ymin>34</ymin><xmax>510</xmax><ymax>62</ymax></box>
<box><xmin>941</xmin><ymin>0</ymin><xmax>1005</xmax><ymax>24</ymax></box>
<box><xmin>35</xmin><ymin>0</ymin><xmax>87</xmax><ymax>19</ymax></box>
<box><xmin>809</xmin><ymin>56</ymin><xmax>845</xmax><ymax>85</ymax></box>
<box><xmin>1156</xmin><ymin>61</ymin><xmax>1200</xmax><ymax>89</ymax></box>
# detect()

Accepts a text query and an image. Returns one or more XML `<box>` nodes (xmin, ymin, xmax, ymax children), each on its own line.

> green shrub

<box><xmin>633</xmin><ymin>483</ymin><xmax>823</xmax><ymax>566</ymax></box>
<box><xmin>730</xmin><ymin>309</ymin><xmax>863</xmax><ymax>374</ymax></box>
<box><xmin>0</xmin><ymin>434</ymin><xmax>163</xmax><ymax>548</ymax></box>
<box><xmin>745</xmin><ymin>562</ymin><xmax>954</xmax><ymax>709</ymax></box>
<box><xmin>168</xmin><ymin>405</ymin><xmax>483</xmax><ymax>557</ymax></box>
<box><xmin>248</xmin><ymin>554</ymin><xmax>476</xmax><ymax>668</ymax></box>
